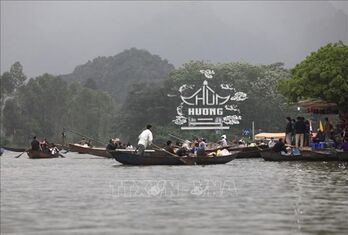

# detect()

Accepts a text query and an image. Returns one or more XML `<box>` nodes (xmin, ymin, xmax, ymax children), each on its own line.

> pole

<box><xmin>63</xmin><ymin>128</ymin><xmax>107</xmax><ymax>146</ymax></box>
<box><xmin>252</xmin><ymin>121</ymin><xmax>255</xmax><ymax>141</ymax></box>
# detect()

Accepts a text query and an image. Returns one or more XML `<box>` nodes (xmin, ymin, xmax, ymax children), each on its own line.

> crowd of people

<box><xmin>284</xmin><ymin>116</ymin><xmax>348</xmax><ymax>152</ymax></box>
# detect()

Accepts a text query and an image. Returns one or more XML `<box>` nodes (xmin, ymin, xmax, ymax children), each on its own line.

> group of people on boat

<box><xmin>106</xmin><ymin>138</ymin><xmax>133</xmax><ymax>151</ymax></box>
<box><xmin>284</xmin><ymin>116</ymin><xmax>348</xmax><ymax>152</ymax></box>
<box><xmin>31</xmin><ymin>136</ymin><xmax>59</xmax><ymax>155</ymax></box>
<box><xmin>133</xmin><ymin>124</ymin><xmax>235</xmax><ymax>157</ymax></box>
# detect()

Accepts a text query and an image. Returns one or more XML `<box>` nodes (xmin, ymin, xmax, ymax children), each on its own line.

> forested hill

<box><xmin>60</xmin><ymin>48</ymin><xmax>175</xmax><ymax>102</ymax></box>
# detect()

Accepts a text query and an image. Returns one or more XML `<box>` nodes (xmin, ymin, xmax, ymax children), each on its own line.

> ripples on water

<box><xmin>1</xmin><ymin>151</ymin><xmax>347</xmax><ymax>234</ymax></box>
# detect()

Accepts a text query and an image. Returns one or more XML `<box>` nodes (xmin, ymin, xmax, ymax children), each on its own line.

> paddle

<box><xmin>152</xmin><ymin>143</ymin><xmax>195</xmax><ymax>165</ymax></box>
<box><xmin>14</xmin><ymin>149</ymin><xmax>30</xmax><ymax>158</ymax></box>
<box><xmin>169</xmin><ymin>133</ymin><xmax>187</xmax><ymax>143</ymax></box>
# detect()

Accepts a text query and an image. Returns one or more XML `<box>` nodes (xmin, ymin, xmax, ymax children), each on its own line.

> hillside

<box><xmin>60</xmin><ymin>48</ymin><xmax>175</xmax><ymax>102</ymax></box>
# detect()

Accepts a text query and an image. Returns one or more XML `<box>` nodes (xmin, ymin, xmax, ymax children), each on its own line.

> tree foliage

<box><xmin>278</xmin><ymin>42</ymin><xmax>348</xmax><ymax>112</ymax></box>
<box><xmin>1</xmin><ymin>71</ymin><xmax>115</xmax><ymax>146</ymax></box>
<box><xmin>61</xmin><ymin>48</ymin><xmax>175</xmax><ymax>103</ymax></box>
<box><xmin>116</xmin><ymin>61</ymin><xmax>297</xmax><ymax>143</ymax></box>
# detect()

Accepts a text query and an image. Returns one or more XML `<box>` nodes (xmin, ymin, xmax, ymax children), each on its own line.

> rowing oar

<box><xmin>14</xmin><ymin>149</ymin><xmax>30</xmax><ymax>158</ymax></box>
<box><xmin>169</xmin><ymin>133</ymin><xmax>187</xmax><ymax>143</ymax></box>
<box><xmin>151</xmin><ymin>143</ymin><xmax>195</xmax><ymax>165</ymax></box>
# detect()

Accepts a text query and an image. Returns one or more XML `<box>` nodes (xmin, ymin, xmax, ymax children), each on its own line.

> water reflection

<box><xmin>1</xmin><ymin>152</ymin><xmax>347</xmax><ymax>234</ymax></box>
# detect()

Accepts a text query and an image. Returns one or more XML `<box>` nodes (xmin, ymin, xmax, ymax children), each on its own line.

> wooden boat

<box><xmin>55</xmin><ymin>144</ymin><xmax>69</xmax><ymax>151</ymax></box>
<box><xmin>195</xmin><ymin>152</ymin><xmax>238</xmax><ymax>165</ymax></box>
<box><xmin>228</xmin><ymin>145</ymin><xmax>269</xmax><ymax>158</ymax></box>
<box><xmin>68</xmin><ymin>143</ymin><xmax>112</xmax><ymax>158</ymax></box>
<box><xmin>261</xmin><ymin>149</ymin><xmax>339</xmax><ymax>161</ymax></box>
<box><xmin>27</xmin><ymin>150</ymin><xmax>59</xmax><ymax>159</ymax></box>
<box><xmin>110</xmin><ymin>150</ymin><xmax>238</xmax><ymax>166</ymax></box>
<box><xmin>205</xmin><ymin>145</ymin><xmax>268</xmax><ymax>158</ymax></box>
<box><xmin>2</xmin><ymin>146</ymin><xmax>26</xmax><ymax>152</ymax></box>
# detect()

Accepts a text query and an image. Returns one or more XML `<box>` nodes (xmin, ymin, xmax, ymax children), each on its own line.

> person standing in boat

<box><xmin>294</xmin><ymin>117</ymin><xmax>306</xmax><ymax>148</ymax></box>
<box><xmin>285</xmin><ymin>117</ymin><xmax>293</xmax><ymax>145</ymax></box>
<box><xmin>323</xmin><ymin>117</ymin><xmax>334</xmax><ymax>141</ymax></box>
<box><xmin>137</xmin><ymin>124</ymin><xmax>153</xmax><ymax>156</ymax></box>
<box><xmin>31</xmin><ymin>136</ymin><xmax>40</xmax><ymax>151</ymax></box>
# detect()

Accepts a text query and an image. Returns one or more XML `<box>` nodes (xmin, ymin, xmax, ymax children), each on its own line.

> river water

<box><xmin>1</xmin><ymin>151</ymin><xmax>348</xmax><ymax>235</ymax></box>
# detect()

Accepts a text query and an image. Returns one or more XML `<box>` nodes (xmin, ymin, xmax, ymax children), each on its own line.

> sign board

<box><xmin>171</xmin><ymin>70</ymin><xmax>248</xmax><ymax>130</ymax></box>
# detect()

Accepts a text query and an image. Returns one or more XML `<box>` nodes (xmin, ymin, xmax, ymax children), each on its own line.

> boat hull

<box><xmin>229</xmin><ymin>146</ymin><xmax>269</xmax><ymax>158</ymax></box>
<box><xmin>68</xmin><ymin>143</ymin><xmax>112</xmax><ymax>158</ymax></box>
<box><xmin>337</xmin><ymin>151</ymin><xmax>348</xmax><ymax>161</ymax></box>
<box><xmin>261</xmin><ymin>149</ymin><xmax>340</xmax><ymax>161</ymax></box>
<box><xmin>27</xmin><ymin>150</ymin><xmax>59</xmax><ymax>159</ymax></box>
<box><xmin>110</xmin><ymin>150</ymin><xmax>237</xmax><ymax>166</ymax></box>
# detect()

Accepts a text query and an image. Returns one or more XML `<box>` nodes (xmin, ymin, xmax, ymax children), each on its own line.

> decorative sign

<box><xmin>172</xmin><ymin>70</ymin><xmax>248</xmax><ymax>130</ymax></box>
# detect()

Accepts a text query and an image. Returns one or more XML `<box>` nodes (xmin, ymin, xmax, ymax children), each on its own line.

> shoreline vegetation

<box><xmin>1</xmin><ymin>43</ymin><xmax>347</xmax><ymax>147</ymax></box>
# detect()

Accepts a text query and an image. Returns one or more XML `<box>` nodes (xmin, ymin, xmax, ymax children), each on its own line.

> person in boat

<box><xmin>118</xmin><ymin>142</ymin><xmax>126</xmax><ymax>149</ymax></box>
<box><xmin>136</xmin><ymin>124</ymin><xmax>153</xmax><ymax>156</ymax></box>
<box><xmin>291</xmin><ymin>119</ymin><xmax>296</xmax><ymax>145</ymax></box>
<box><xmin>191</xmin><ymin>142</ymin><xmax>199</xmax><ymax>155</ymax></box>
<box><xmin>285</xmin><ymin>117</ymin><xmax>293</xmax><ymax>145</ymax></box>
<box><xmin>219</xmin><ymin>135</ymin><xmax>228</xmax><ymax>147</ymax></box>
<box><xmin>165</xmin><ymin>140</ymin><xmax>175</xmax><ymax>154</ymax></box>
<box><xmin>176</xmin><ymin>140</ymin><xmax>191</xmax><ymax>157</ymax></box>
<box><xmin>106</xmin><ymin>139</ymin><xmax>117</xmax><ymax>151</ymax></box>
<box><xmin>49</xmin><ymin>144</ymin><xmax>59</xmax><ymax>155</ymax></box>
<box><xmin>175</xmin><ymin>140</ymin><xmax>191</xmax><ymax>156</ymax></box>
<box><xmin>31</xmin><ymin>136</ymin><xmax>40</xmax><ymax>151</ymax></box>
<box><xmin>294</xmin><ymin>116</ymin><xmax>306</xmax><ymax>148</ymax></box>
<box><xmin>304</xmin><ymin>119</ymin><xmax>311</xmax><ymax>147</ymax></box>
<box><xmin>273</xmin><ymin>138</ymin><xmax>287</xmax><ymax>153</ymax></box>
<box><xmin>196</xmin><ymin>138</ymin><xmax>207</xmax><ymax>156</ymax></box>
<box><xmin>323</xmin><ymin>117</ymin><xmax>334</xmax><ymax>141</ymax></box>
<box><xmin>40</xmin><ymin>139</ymin><xmax>50</xmax><ymax>153</ymax></box>
<box><xmin>313</xmin><ymin>129</ymin><xmax>325</xmax><ymax>143</ymax></box>
<box><xmin>341</xmin><ymin>137</ymin><xmax>348</xmax><ymax>152</ymax></box>
<box><xmin>79</xmin><ymin>138</ymin><xmax>87</xmax><ymax>145</ymax></box>
<box><xmin>268</xmin><ymin>137</ymin><xmax>276</xmax><ymax>148</ymax></box>
<box><xmin>238</xmin><ymin>138</ymin><xmax>246</xmax><ymax>146</ymax></box>
<box><xmin>126</xmin><ymin>142</ymin><xmax>134</xmax><ymax>150</ymax></box>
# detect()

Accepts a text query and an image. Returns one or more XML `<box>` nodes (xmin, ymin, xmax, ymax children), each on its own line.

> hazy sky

<box><xmin>1</xmin><ymin>1</ymin><xmax>347</xmax><ymax>78</ymax></box>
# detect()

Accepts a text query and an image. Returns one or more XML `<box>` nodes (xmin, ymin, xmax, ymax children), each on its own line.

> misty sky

<box><xmin>1</xmin><ymin>1</ymin><xmax>347</xmax><ymax>78</ymax></box>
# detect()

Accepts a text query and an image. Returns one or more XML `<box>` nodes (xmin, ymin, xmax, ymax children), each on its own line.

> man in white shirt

<box><xmin>137</xmin><ymin>124</ymin><xmax>153</xmax><ymax>156</ymax></box>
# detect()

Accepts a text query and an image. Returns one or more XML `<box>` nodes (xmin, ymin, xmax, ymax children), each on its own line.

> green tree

<box><xmin>1</xmin><ymin>67</ymin><xmax>116</xmax><ymax>146</ymax></box>
<box><xmin>278</xmin><ymin>42</ymin><xmax>348</xmax><ymax>113</ymax></box>
<box><xmin>116</xmin><ymin>61</ymin><xmax>296</xmax><ymax>144</ymax></box>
